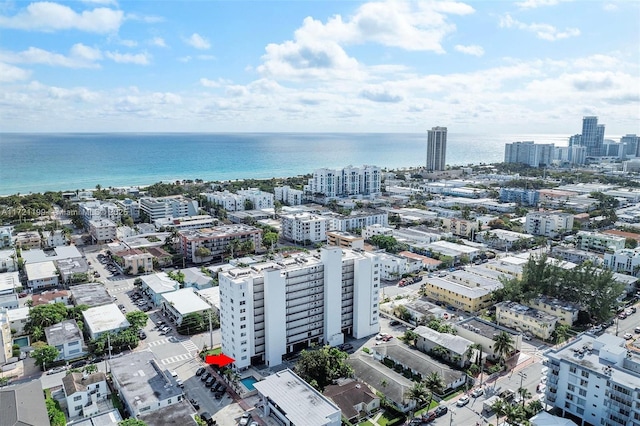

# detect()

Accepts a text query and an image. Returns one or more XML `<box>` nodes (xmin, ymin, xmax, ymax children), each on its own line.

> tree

<box><xmin>263</xmin><ymin>231</ymin><xmax>278</xmax><ymax>250</ymax></box>
<box><xmin>33</xmin><ymin>345</ymin><xmax>59</xmax><ymax>370</ymax></box>
<box><xmin>369</xmin><ymin>235</ymin><xmax>399</xmax><ymax>253</ymax></box>
<box><xmin>294</xmin><ymin>345</ymin><xmax>353</xmax><ymax>391</ymax></box>
<box><xmin>125</xmin><ymin>311</ymin><xmax>149</xmax><ymax>331</ymax></box>
<box><xmin>492</xmin><ymin>398</ymin><xmax>508</xmax><ymax>426</ymax></box>
<box><xmin>423</xmin><ymin>371</ymin><xmax>444</xmax><ymax>409</ymax></box>
<box><xmin>195</xmin><ymin>246</ymin><xmax>211</xmax><ymax>259</ymax></box>
<box><xmin>553</xmin><ymin>324</ymin><xmax>571</xmax><ymax>344</ymax></box>
<box><xmin>625</xmin><ymin>238</ymin><xmax>638</xmax><ymax>249</ymax></box>
<box><xmin>177</xmin><ymin>312</ymin><xmax>206</xmax><ymax>335</ymax></box>
<box><xmin>393</xmin><ymin>305</ymin><xmax>412</xmax><ymax>323</ymax></box>
<box><xmin>119</xmin><ymin>419</ymin><xmax>148</xmax><ymax>426</ymax></box>
<box><xmin>526</xmin><ymin>399</ymin><xmax>544</xmax><ymax>416</ymax></box>
<box><xmin>517</xmin><ymin>387</ymin><xmax>532</xmax><ymax>407</ymax></box>
<box><xmin>405</xmin><ymin>381</ymin><xmax>431</xmax><ymax>410</ymax></box>
<box><xmin>493</xmin><ymin>331</ymin><xmax>515</xmax><ymax>363</ymax></box>
<box><xmin>46</xmin><ymin>397</ymin><xmax>66</xmax><ymax>426</ymax></box>
<box><xmin>402</xmin><ymin>329</ymin><xmax>419</xmax><ymax>346</ymax></box>
<box><xmin>25</xmin><ymin>303</ymin><xmax>68</xmax><ymax>333</ymax></box>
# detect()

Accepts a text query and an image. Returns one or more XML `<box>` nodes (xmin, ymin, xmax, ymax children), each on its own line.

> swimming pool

<box><xmin>240</xmin><ymin>376</ymin><xmax>258</xmax><ymax>391</ymax></box>
<box><xmin>13</xmin><ymin>336</ymin><xmax>29</xmax><ymax>347</ymax></box>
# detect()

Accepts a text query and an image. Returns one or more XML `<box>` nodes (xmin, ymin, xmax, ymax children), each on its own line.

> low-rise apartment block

<box><xmin>576</xmin><ymin>231</ymin><xmax>626</xmax><ymax>253</ymax></box>
<box><xmin>475</xmin><ymin>229</ymin><xmax>534</xmax><ymax>250</ymax></box>
<box><xmin>63</xmin><ymin>372</ymin><xmax>109</xmax><ymax>419</ymax></box>
<box><xmin>219</xmin><ymin>247</ymin><xmax>380</xmax><ymax>369</ymax></box>
<box><xmin>274</xmin><ymin>185</ymin><xmax>304</xmax><ymax>206</ymax></box>
<box><xmin>455</xmin><ymin>317</ymin><xmax>522</xmax><ymax>361</ymax></box>
<box><xmin>78</xmin><ymin>201</ymin><xmax>121</xmax><ymax>227</ymax></box>
<box><xmin>154</xmin><ymin>215</ymin><xmax>217</xmax><ymax>231</ymax></box>
<box><xmin>421</xmin><ymin>275</ymin><xmax>499</xmax><ymax>313</ymax></box>
<box><xmin>88</xmin><ymin>219</ymin><xmax>117</xmax><ymax>243</ymax></box>
<box><xmin>15</xmin><ymin>231</ymin><xmax>41</xmax><ymax>249</ymax></box>
<box><xmin>179</xmin><ymin>224</ymin><xmax>262</xmax><ymax>263</ymax></box>
<box><xmin>362</xmin><ymin>224</ymin><xmax>394</xmax><ymax>240</ymax></box>
<box><xmin>139</xmin><ymin>195</ymin><xmax>199</xmax><ymax>221</ymax></box>
<box><xmin>114</xmin><ymin>249</ymin><xmax>153</xmax><ymax>274</ymax></box>
<box><xmin>544</xmin><ymin>333</ymin><xmax>640</xmax><ymax>426</ymax></box>
<box><xmin>496</xmin><ymin>301</ymin><xmax>558</xmax><ymax>340</ymax></box>
<box><xmin>377</xmin><ymin>251</ymin><xmax>422</xmax><ymax>280</ymax></box>
<box><xmin>499</xmin><ymin>188</ymin><xmax>539</xmax><ymax>206</ymax></box>
<box><xmin>326</xmin><ymin>230</ymin><xmax>364</xmax><ymax>250</ymax></box>
<box><xmin>25</xmin><ymin>261</ymin><xmax>59</xmax><ymax>290</ymax></box>
<box><xmin>45</xmin><ymin>320</ymin><xmax>86</xmax><ymax>361</ymax></box>
<box><xmin>281</xmin><ymin>212</ymin><xmax>330</xmax><ymax>244</ymax></box>
<box><xmin>441</xmin><ymin>217</ymin><xmax>479</xmax><ymax>238</ymax></box>
<box><xmin>529</xmin><ymin>296</ymin><xmax>580</xmax><ymax>326</ymax></box>
<box><xmin>304</xmin><ymin>165</ymin><xmax>382</xmax><ymax>199</ymax></box>
<box><xmin>525</xmin><ymin>211</ymin><xmax>574</xmax><ymax>238</ymax></box>
<box><xmin>603</xmin><ymin>247</ymin><xmax>640</xmax><ymax>275</ymax></box>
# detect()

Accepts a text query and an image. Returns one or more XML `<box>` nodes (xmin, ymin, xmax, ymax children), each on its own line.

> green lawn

<box><xmin>415</xmin><ymin>400</ymin><xmax>439</xmax><ymax>416</ymax></box>
<box><xmin>359</xmin><ymin>421</ymin><xmax>374</xmax><ymax>426</ymax></box>
<box><xmin>377</xmin><ymin>410</ymin><xmax>405</xmax><ymax>426</ymax></box>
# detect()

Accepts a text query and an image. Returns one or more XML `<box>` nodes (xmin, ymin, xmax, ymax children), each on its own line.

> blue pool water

<box><xmin>13</xmin><ymin>336</ymin><xmax>29</xmax><ymax>347</ymax></box>
<box><xmin>240</xmin><ymin>376</ymin><xmax>258</xmax><ymax>391</ymax></box>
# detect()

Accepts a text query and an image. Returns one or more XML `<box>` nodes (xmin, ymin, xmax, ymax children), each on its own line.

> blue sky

<box><xmin>0</xmin><ymin>0</ymin><xmax>638</xmax><ymax>134</ymax></box>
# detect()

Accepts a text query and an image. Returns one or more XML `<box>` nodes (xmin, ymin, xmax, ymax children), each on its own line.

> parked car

<box><xmin>189</xmin><ymin>398</ymin><xmax>199</xmax><ymax>409</ymax></box>
<box><xmin>46</xmin><ymin>366</ymin><xmax>67</xmax><ymax>375</ymax></box>
<box><xmin>381</xmin><ymin>335</ymin><xmax>393</xmax><ymax>342</ymax></box>
<box><xmin>456</xmin><ymin>395</ymin><xmax>470</xmax><ymax>407</ymax></box>
<box><xmin>214</xmin><ymin>386</ymin><xmax>226</xmax><ymax>399</ymax></box>
<box><xmin>434</xmin><ymin>406</ymin><xmax>448</xmax><ymax>417</ymax></box>
<box><xmin>239</xmin><ymin>413</ymin><xmax>251</xmax><ymax>426</ymax></box>
<box><xmin>70</xmin><ymin>360</ymin><xmax>88</xmax><ymax>369</ymax></box>
<box><xmin>200</xmin><ymin>411</ymin><xmax>213</xmax><ymax>425</ymax></box>
<box><xmin>635</xmin><ymin>326</ymin><xmax>640</xmax><ymax>333</ymax></box>
<box><xmin>205</xmin><ymin>377</ymin><xmax>215</xmax><ymax>387</ymax></box>
<box><xmin>196</xmin><ymin>367</ymin><xmax>206</xmax><ymax>376</ymax></box>
<box><xmin>201</xmin><ymin>372</ymin><xmax>211</xmax><ymax>382</ymax></box>
<box><xmin>176</xmin><ymin>379</ymin><xmax>184</xmax><ymax>388</ymax></box>
<box><xmin>471</xmin><ymin>388</ymin><xmax>484</xmax><ymax>398</ymax></box>
<box><xmin>389</xmin><ymin>320</ymin><xmax>400</xmax><ymax>326</ymax></box>
<box><xmin>624</xmin><ymin>333</ymin><xmax>633</xmax><ymax>340</ymax></box>
<box><xmin>138</xmin><ymin>331</ymin><xmax>147</xmax><ymax>340</ymax></box>
<box><xmin>422</xmin><ymin>411</ymin><xmax>437</xmax><ymax>422</ymax></box>
<box><xmin>18</xmin><ymin>292</ymin><xmax>28</xmax><ymax>298</ymax></box>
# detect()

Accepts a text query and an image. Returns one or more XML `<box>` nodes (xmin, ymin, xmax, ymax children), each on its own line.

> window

<box><xmin>579</xmin><ymin>389</ymin><xmax>587</xmax><ymax>397</ymax></box>
<box><xmin>240</xmin><ymin>316</ymin><xmax>246</xmax><ymax>321</ymax></box>
<box><xmin>581</xmin><ymin>371</ymin><xmax>589</xmax><ymax>378</ymax></box>
<box><xmin>75</xmin><ymin>405</ymin><xmax>82</xmax><ymax>411</ymax></box>
<box><xmin>68</xmin><ymin>341</ymin><xmax>79</xmax><ymax>346</ymax></box>
<box><xmin>74</xmin><ymin>395</ymin><xmax>82</xmax><ymax>401</ymax></box>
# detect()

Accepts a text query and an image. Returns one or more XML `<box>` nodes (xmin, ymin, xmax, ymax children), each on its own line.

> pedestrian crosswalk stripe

<box><xmin>160</xmin><ymin>353</ymin><xmax>193</xmax><ymax>365</ymax></box>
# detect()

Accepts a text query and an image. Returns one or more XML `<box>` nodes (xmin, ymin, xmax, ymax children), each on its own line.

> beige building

<box><xmin>15</xmin><ymin>232</ymin><xmax>41</xmax><ymax>249</ymax></box>
<box><xmin>496</xmin><ymin>301</ymin><xmax>558</xmax><ymax>340</ymax></box>
<box><xmin>529</xmin><ymin>296</ymin><xmax>580</xmax><ymax>326</ymax></box>
<box><xmin>441</xmin><ymin>217</ymin><xmax>479</xmax><ymax>238</ymax></box>
<box><xmin>421</xmin><ymin>276</ymin><xmax>499</xmax><ymax>313</ymax></box>
<box><xmin>115</xmin><ymin>249</ymin><xmax>154</xmax><ymax>274</ymax></box>
<box><xmin>88</xmin><ymin>219</ymin><xmax>117</xmax><ymax>244</ymax></box>
<box><xmin>179</xmin><ymin>224</ymin><xmax>262</xmax><ymax>264</ymax></box>
<box><xmin>326</xmin><ymin>230</ymin><xmax>364</xmax><ymax>250</ymax></box>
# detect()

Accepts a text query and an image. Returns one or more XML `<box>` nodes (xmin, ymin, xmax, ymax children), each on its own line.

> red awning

<box><xmin>205</xmin><ymin>353</ymin><xmax>235</xmax><ymax>367</ymax></box>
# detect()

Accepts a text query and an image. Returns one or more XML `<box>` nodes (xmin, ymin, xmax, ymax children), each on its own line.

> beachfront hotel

<box><xmin>218</xmin><ymin>246</ymin><xmax>380</xmax><ymax>369</ymax></box>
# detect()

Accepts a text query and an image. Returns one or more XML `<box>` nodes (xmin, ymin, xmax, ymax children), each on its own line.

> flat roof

<box><xmin>70</xmin><ymin>283</ymin><xmax>113</xmax><ymax>307</ymax></box>
<box><xmin>424</xmin><ymin>276</ymin><xmax>500</xmax><ymax>299</ymax></box>
<box><xmin>427</xmin><ymin>240</ymin><xmax>480</xmax><ymax>255</ymax></box>
<box><xmin>141</xmin><ymin>272</ymin><xmax>179</xmax><ymax>294</ymax></box>
<box><xmin>253</xmin><ymin>369</ymin><xmax>340</xmax><ymax>426</ymax></box>
<box><xmin>109</xmin><ymin>351</ymin><xmax>183</xmax><ymax>412</ymax></box>
<box><xmin>83</xmin><ymin>304</ymin><xmax>130</xmax><ymax>335</ymax></box>
<box><xmin>138</xmin><ymin>400</ymin><xmax>196</xmax><ymax>425</ymax></box>
<box><xmin>195</xmin><ymin>287</ymin><xmax>220</xmax><ymax>309</ymax></box>
<box><xmin>347</xmin><ymin>353</ymin><xmax>414</xmax><ymax>407</ymax></box>
<box><xmin>0</xmin><ymin>271</ymin><xmax>20</xmax><ymax>293</ymax></box>
<box><xmin>45</xmin><ymin>320</ymin><xmax>82</xmax><ymax>346</ymax></box>
<box><xmin>414</xmin><ymin>325</ymin><xmax>472</xmax><ymax>355</ymax></box>
<box><xmin>161</xmin><ymin>288</ymin><xmax>211</xmax><ymax>315</ymax></box>
<box><xmin>22</xmin><ymin>246</ymin><xmax>82</xmax><ymax>264</ymax></box>
<box><xmin>25</xmin><ymin>261</ymin><xmax>57</xmax><ymax>281</ymax></box>
<box><xmin>456</xmin><ymin>317</ymin><xmax>520</xmax><ymax>340</ymax></box>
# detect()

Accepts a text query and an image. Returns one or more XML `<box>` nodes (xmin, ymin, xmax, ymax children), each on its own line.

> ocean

<box><xmin>0</xmin><ymin>132</ymin><xmax>571</xmax><ymax>195</ymax></box>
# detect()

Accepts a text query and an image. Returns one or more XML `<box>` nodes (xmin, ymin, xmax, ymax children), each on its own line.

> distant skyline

<box><xmin>0</xmin><ymin>0</ymin><xmax>638</xmax><ymax>134</ymax></box>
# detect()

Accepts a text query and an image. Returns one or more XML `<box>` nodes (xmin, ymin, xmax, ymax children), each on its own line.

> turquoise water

<box><xmin>0</xmin><ymin>132</ymin><xmax>571</xmax><ymax>195</ymax></box>
<box><xmin>13</xmin><ymin>336</ymin><xmax>29</xmax><ymax>347</ymax></box>
<box><xmin>240</xmin><ymin>376</ymin><xmax>258</xmax><ymax>391</ymax></box>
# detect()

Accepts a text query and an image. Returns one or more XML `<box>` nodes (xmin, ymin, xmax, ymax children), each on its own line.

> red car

<box><xmin>382</xmin><ymin>335</ymin><xmax>393</xmax><ymax>342</ymax></box>
<box><xmin>18</xmin><ymin>292</ymin><xmax>27</xmax><ymax>298</ymax></box>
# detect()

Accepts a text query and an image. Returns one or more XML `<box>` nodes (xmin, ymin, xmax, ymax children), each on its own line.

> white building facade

<box><xmin>219</xmin><ymin>247</ymin><xmax>381</xmax><ymax>369</ymax></box>
<box><xmin>280</xmin><ymin>213</ymin><xmax>330</xmax><ymax>244</ymax></box>
<box><xmin>139</xmin><ymin>196</ymin><xmax>199</xmax><ymax>221</ymax></box>
<box><xmin>304</xmin><ymin>165</ymin><xmax>382</xmax><ymax>198</ymax></box>
<box><xmin>274</xmin><ymin>186</ymin><xmax>304</xmax><ymax>206</ymax></box>
<box><xmin>525</xmin><ymin>212</ymin><xmax>574</xmax><ymax>238</ymax></box>
<box><xmin>603</xmin><ymin>247</ymin><xmax>640</xmax><ymax>275</ymax></box>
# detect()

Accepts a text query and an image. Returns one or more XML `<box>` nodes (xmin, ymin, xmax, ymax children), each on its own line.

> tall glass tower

<box><xmin>426</xmin><ymin>126</ymin><xmax>447</xmax><ymax>171</ymax></box>
<box><xmin>581</xmin><ymin>116</ymin><xmax>604</xmax><ymax>157</ymax></box>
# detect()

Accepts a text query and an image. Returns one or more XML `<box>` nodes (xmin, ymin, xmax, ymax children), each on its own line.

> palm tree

<box><xmin>504</xmin><ymin>403</ymin><xmax>527</xmax><ymax>425</ymax></box>
<box><xmin>423</xmin><ymin>371</ymin><xmax>444</xmax><ymax>410</ymax></box>
<box><xmin>492</xmin><ymin>399</ymin><xmax>508</xmax><ymax>426</ymax></box>
<box><xmin>517</xmin><ymin>386</ymin><xmax>532</xmax><ymax>407</ymax></box>
<box><xmin>553</xmin><ymin>324</ymin><xmax>571</xmax><ymax>344</ymax></box>
<box><xmin>402</xmin><ymin>330</ymin><xmax>419</xmax><ymax>346</ymax></box>
<box><xmin>493</xmin><ymin>331</ymin><xmax>515</xmax><ymax>364</ymax></box>
<box><xmin>405</xmin><ymin>381</ymin><xmax>431</xmax><ymax>415</ymax></box>
<box><xmin>526</xmin><ymin>399</ymin><xmax>544</xmax><ymax>416</ymax></box>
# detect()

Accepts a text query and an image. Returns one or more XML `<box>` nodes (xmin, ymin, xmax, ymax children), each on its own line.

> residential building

<box><xmin>219</xmin><ymin>247</ymin><xmax>380</xmax><ymax>369</ymax></box>
<box><xmin>504</xmin><ymin>141</ymin><xmax>555</xmax><ymax>167</ymax></box>
<box><xmin>44</xmin><ymin>230</ymin><xmax>67</xmax><ymax>248</ymax></box>
<box><xmin>377</xmin><ymin>252</ymin><xmax>422</xmax><ymax>281</ymax></box>
<box><xmin>274</xmin><ymin>185</ymin><xmax>304</xmax><ymax>206</ymax></box>
<box><xmin>398</xmin><ymin>251</ymin><xmax>442</xmax><ymax>272</ymax></box>
<box><xmin>426</xmin><ymin>126</ymin><xmax>447</xmax><ymax>172</ymax></box>
<box><xmin>63</xmin><ymin>372</ymin><xmax>109</xmax><ymax>419</ymax></box>
<box><xmin>7</xmin><ymin>307</ymin><xmax>29</xmax><ymax>336</ymax></box>
<box><xmin>253</xmin><ymin>369</ymin><xmax>341</xmax><ymax>426</ymax></box>
<box><xmin>109</xmin><ymin>351</ymin><xmax>184</xmax><ymax>417</ymax></box>
<box><xmin>455</xmin><ymin>317</ymin><xmax>522</xmax><ymax>361</ymax></box>
<box><xmin>620</xmin><ymin>134</ymin><xmax>640</xmax><ymax>157</ymax></box>
<box><xmin>525</xmin><ymin>211</ymin><xmax>574</xmax><ymax>238</ymax></box>
<box><xmin>441</xmin><ymin>217</ymin><xmax>479</xmax><ymax>238</ymax></box>
<box><xmin>146</xmin><ymin>246</ymin><xmax>173</xmax><ymax>267</ymax></box>
<box><xmin>21</xmin><ymin>246</ymin><xmax>82</xmax><ymax>264</ymax></box>
<box><xmin>372</xmin><ymin>341</ymin><xmax>467</xmax><ymax>392</ymax></box>
<box><xmin>326</xmin><ymin>230</ymin><xmax>364</xmax><ymax>250</ymax></box>
<box><xmin>56</xmin><ymin>257</ymin><xmax>89</xmax><ymax>284</ymax></box>
<box><xmin>362</xmin><ymin>224</ymin><xmax>394</xmax><ymax>240</ymax></box>
<box><xmin>32</xmin><ymin>290</ymin><xmax>69</xmax><ymax>307</ymax></box>
<box><xmin>0</xmin><ymin>249</ymin><xmax>17</xmax><ymax>272</ymax></box>
<box><xmin>603</xmin><ymin>247</ymin><xmax>640</xmax><ymax>275</ymax></box>
<box><xmin>238</xmin><ymin>188</ymin><xmax>275</xmax><ymax>209</ymax></box>
<box><xmin>576</xmin><ymin>231</ymin><xmax>626</xmax><ymax>253</ymax></box>
<box><xmin>425</xmin><ymin>240</ymin><xmax>481</xmax><ymax>262</ymax></box>
<box><xmin>347</xmin><ymin>352</ymin><xmax>416</xmax><ymax>413</ymax></box>
<box><xmin>304</xmin><ymin>165</ymin><xmax>382</xmax><ymax>198</ymax></box>
<box><xmin>421</xmin><ymin>276</ymin><xmax>499</xmax><ymax>313</ymax></box>
<box><xmin>25</xmin><ymin>261</ymin><xmax>58</xmax><ymax>290</ymax></box>
<box><xmin>323</xmin><ymin>379</ymin><xmax>379</xmax><ymax>424</ymax></box>
<box><xmin>88</xmin><ymin>219</ymin><xmax>117</xmax><ymax>243</ymax></box>
<box><xmin>330</xmin><ymin>209</ymin><xmax>389</xmax><ymax>233</ymax></box>
<box><xmin>113</xmin><ymin>249</ymin><xmax>153</xmax><ymax>274</ymax></box>
<box><xmin>139</xmin><ymin>273</ymin><xmax>180</xmax><ymax>306</ymax></box>
<box><xmin>139</xmin><ymin>195</ymin><xmax>199</xmax><ymax>221</ymax></box>
<box><xmin>280</xmin><ymin>212</ymin><xmax>330</xmax><ymax>244</ymax></box>
<box><xmin>179</xmin><ymin>224</ymin><xmax>262</xmax><ymax>264</ymax></box>
<box><xmin>475</xmin><ymin>229</ymin><xmax>534</xmax><ymax>250</ymax></box>
<box><xmin>499</xmin><ymin>188</ymin><xmax>540</xmax><ymax>206</ymax></box>
<box><xmin>580</xmin><ymin>116</ymin><xmax>605</xmax><ymax>157</ymax></box>
<box><xmin>555</xmin><ymin>145</ymin><xmax>587</xmax><ymax>166</ymax></box>
<box><xmin>544</xmin><ymin>333</ymin><xmax>640</xmax><ymax>426</ymax></box>
<box><xmin>0</xmin><ymin>309</ymin><xmax>12</xmax><ymax>364</ymax></box>
<box><xmin>529</xmin><ymin>296</ymin><xmax>580</xmax><ymax>326</ymax></box>
<box><xmin>551</xmin><ymin>246</ymin><xmax>602</xmax><ymax>266</ymax></box>
<box><xmin>78</xmin><ymin>201</ymin><xmax>121</xmax><ymax>227</ymax></box>
<box><xmin>154</xmin><ymin>215</ymin><xmax>217</xmax><ymax>231</ymax></box>
<box><xmin>0</xmin><ymin>294</ymin><xmax>19</xmax><ymax>311</ymax></box>
<box><xmin>159</xmin><ymin>288</ymin><xmax>212</xmax><ymax>326</ymax></box>
<box><xmin>0</xmin><ymin>380</ymin><xmax>49</xmax><ymax>426</ymax></box>
<box><xmin>0</xmin><ymin>271</ymin><xmax>20</xmax><ymax>295</ymax></box>
<box><xmin>69</xmin><ymin>284</ymin><xmax>112</xmax><ymax>307</ymax></box>
<box><xmin>202</xmin><ymin>190</ymin><xmax>245</xmax><ymax>211</ymax></box>
<box><xmin>45</xmin><ymin>320</ymin><xmax>86</xmax><ymax>361</ymax></box>
<box><xmin>181</xmin><ymin>267</ymin><xmax>214</xmax><ymax>289</ymax></box>
<box><xmin>496</xmin><ymin>301</ymin><xmax>558</xmax><ymax>340</ymax></box>
<box><xmin>82</xmin><ymin>304</ymin><xmax>130</xmax><ymax>339</ymax></box>
<box><xmin>413</xmin><ymin>325</ymin><xmax>473</xmax><ymax>368</ymax></box>
<box><xmin>14</xmin><ymin>232</ymin><xmax>41</xmax><ymax>249</ymax></box>
<box><xmin>116</xmin><ymin>198</ymin><xmax>140</xmax><ymax>221</ymax></box>
<box><xmin>0</xmin><ymin>227</ymin><xmax>12</xmax><ymax>248</ymax></box>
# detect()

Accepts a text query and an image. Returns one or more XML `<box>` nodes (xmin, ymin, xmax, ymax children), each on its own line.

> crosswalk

<box><xmin>160</xmin><ymin>353</ymin><xmax>194</xmax><ymax>365</ymax></box>
<box><xmin>181</xmin><ymin>339</ymin><xmax>199</xmax><ymax>353</ymax></box>
<box><xmin>146</xmin><ymin>337</ymin><xmax>173</xmax><ymax>347</ymax></box>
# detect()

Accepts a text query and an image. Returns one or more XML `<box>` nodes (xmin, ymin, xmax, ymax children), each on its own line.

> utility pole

<box><xmin>518</xmin><ymin>371</ymin><xmax>527</xmax><ymax>407</ymax></box>
<box><xmin>209</xmin><ymin>310</ymin><xmax>213</xmax><ymax>349</ymax></box>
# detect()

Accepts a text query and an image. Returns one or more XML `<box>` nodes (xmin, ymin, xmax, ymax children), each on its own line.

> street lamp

<box><xmin>449</xmin><ymin>409</ymin><xmax>456</xmax><ymax>426</ymax></box>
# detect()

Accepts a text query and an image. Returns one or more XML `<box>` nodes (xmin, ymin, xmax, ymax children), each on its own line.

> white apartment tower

<box><xmin>218</xmin><ymin>246</ymin><xmax>381</xmax><ymax>369</ymax></box>
<box><xmin>426</xmin><ymin>126</ymin><xmax>447</xmax><ymax>171</ymax></box>
<box><xmin>305</xmin><ymin>166</ymin><xmax>382</xmax><ymax>198</ymax></box>
<box><xmin>139</xmin><ymin>195</ymin><xmax>199</xmax><ymax>221</ymax></box>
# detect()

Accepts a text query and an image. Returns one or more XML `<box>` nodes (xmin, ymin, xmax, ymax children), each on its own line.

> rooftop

<box><xmin>62</xmin><ymin>372</ymin><xmax>107</xmax><ymax>396</ymax></box>
<box><xmin>424</xmin><ymin>276</ymin><xmax>500</xmax><ymax>299</ymax></box>
<box><xmin>109</xmin><ymin>351</ymin><xmax>183</xmax><ymax>411</ymax></box>
<box><xmin>0</xmin><ymin>271</ymin><xmax>20</xmax><ymax>293</ymax></box>
<box><xmin>137</xmin><ymin>399</ymin><xmax>196</xmax><ymax>425</ymax></box>
<box><xmin>45</xmin><ymin>319</ymin><xmax>82</xmax><ymax>346</ymax></box>
<box><xmin>413</xmin><ymin>325</ymin><xmax>473</xmax><ymax>355</ymax></box>
<box><xmin>141</xmin><ymin>272</ymin><xmax>179</xmax><ymax>294</ymax></box>
<box><xmin>161</xmin><ymin>288</ymin><xmax>211</xmax><ymax>315</ymax></box>
<box><xmin>0</xmin><ymin>380</ymin><xmax>49</xmax><ymax>426</ymax></box>
<box><xmin>70</xmin><ymin>283</ymin><xmax>113</xmax><ymax>307</ymax></box>
<box><xmin>456</xmin><ymin>317</ymin><xmax>520</xmax><ymax>341</ymax></box>
<box><xmin>323</xmin><ymin>379</ymin><xmax>377</xmax><ymax>420</ymax></box>
<box><xmin>21</xmin><ymin>246</ymin><xmax>82</xmax><ymax>264</ymax></box>
<box><xmin>497</xmin><ymin>301</ymin><xmax>557</xmax><ymax>323</ymax></box>
<box><xmin>82</xmin><ymin>304</ymin><xmax>130</xmax><ymax>335</ymax></box>
<box><xmin>25</xmin><ymin>261</ymin><xmax>57</xmax><ymax>281</ymax></box>
<box><xmin>253</xmin><ymin>369</ymin><xmax>341</xmax><ymax>426</ymax></box>
<box><xmin>347</xmin><ymin>353</ymin><xmax>414</xmax><ymax>407</ymax></box>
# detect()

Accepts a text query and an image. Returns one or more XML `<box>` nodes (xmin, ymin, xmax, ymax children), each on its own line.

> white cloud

<box><xmin>603</xmin><ymin>3</ymin><xmax>618</xmax><ymax>11</ymax></box>
<box><xmin>516</xmin><ymin>0</ymin><xmax>571</xmax><ymax>8</ymax></box>
<box><xmin>105</xmin><ymin>51</ymin><xmax>150</xmax><ymax>65</ymax></box>
<box><xmin>454</xmin><ymin>44</ymin><xmax>484</xmax><ymax>56</ymax></box>
<box><xmin>200</xmin><ymin>77</ymin><xmax>232</xmax><ymax>88</ymax></box>
<box><xmin>0</xmin><ymin>44</ymin><xmax>102</xmax><ymax>68</ymax></box>
<box><xmin>0</xmin><ymin>2</ymin><xmax>124</xmax><ymax>33</ymax></box>
<box><xmin>185</xmin><ymin>33</ymin><xmax>211</xmax><ymax>50</ymax></box>
<box><xmin>499</xmin><ymin>14</ymin><xmax>580</xmax><ymax>41</ymax></box>
<box><xmin>81</xmin><ymin>0</ymin><xmax>118</xmax><ymax>5</ymax></box>
<box><xmin>149</xmin><ymin>37</ymin><xmax>167</xmax><ymax>48</ymax></box>
<box><xmin>0</xmin><ymin>62</ymin><xmax>31</xmax><ymax>82</ymax></box>
<box><xmin>178</xmin><ymin>56</ymin><xmax>192</xmax><ymax>63</ymax></box>
<box><xmin>119</xmin><ymin>39</ymin><xmax>137</xmax><ymax>48</ymax></box>
<box><xmin>360</xmin><ymin>86</ymin><xmax>403</xmax><ymax>103</ymax></box>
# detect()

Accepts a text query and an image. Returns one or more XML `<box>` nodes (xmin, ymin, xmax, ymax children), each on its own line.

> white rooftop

<box><xmin>83</xmin><ymin>304</ymin><xmax>130</xmax><ymax>335</ymax></box>
<box><xmin>0</xmin><ymin>271</ymin><xmax>20</xmax><ymax>293</ymax></box>
<box><xmin>253</xmin><ymin>369</ymin><xmax>341</xmax><ymax>426</ymax></box>
<box><xmin>25</xmin><ymin>261</ymin><xmax>57</xmax><ymax>281</ymax></box>
<box><xmin>161</xmin><ymin>288</ymin><xmax>211</xmax><ymax>315</ymax></box>
<box><xmin>21</xmin><ymin>246</ymin><xmax>82</xmax><ymax>264</ymax></box>
<box><xmin>141</xmin><ymin>272</ymin><xmax>179</xmax><ymax>294</ymax></box>
<box><xmin>195</xmin><ymin>287</ymin><xmax>220</xmax><ymax>309</ymax></box>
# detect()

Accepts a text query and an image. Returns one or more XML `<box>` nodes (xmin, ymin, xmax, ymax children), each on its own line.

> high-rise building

<box><xmin>580</xmin><ymin>116</ymin><xmax>605</xmax><ymax>157</ymax></box>
<box><xmin>304</xmin><ymin>166</ymin><xmax>381</xmax><ymax>198</ymax></box>
<box><xmin>426</xmin><ymin>126</ymin><xmax>447</xmax><ymax>171</ymax></box>
<box><xmin>504</xmin><ymin>141</ymin><xmax>554</xmax><ymax>167</ymax></box>
<box><xmin>218</xmin><ymin>246</ymin><xmax>380</xmax><ymax>369</ymax></box>
<box><xmin>620</xmin><ymin>134</ymin><xmax>640</xmax><ymax>157</ymax></box>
